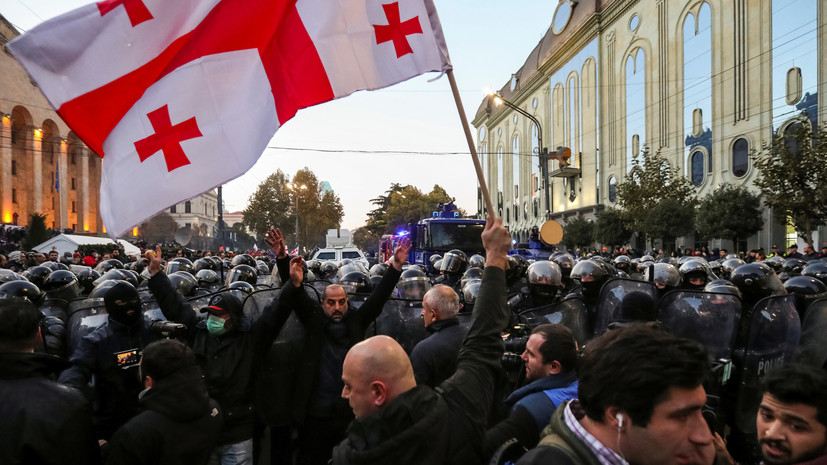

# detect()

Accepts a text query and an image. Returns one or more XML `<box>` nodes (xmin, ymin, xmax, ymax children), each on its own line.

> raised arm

<box><xmin>145</xmin><ymin>245</ymin><xmax>196</xmax><ymax>332</ymax></box>
<box><xmin>439</xmin><ymin>217</ymin><xmax>510</xmax><ymax>423</ymax></box>
<box><xmin>265</xmin><ymin>227</ymin><xmax>291</xmax><ymax>284</ymax></box>
<box><xmin>357</xmin><ymin>237</ymin><xmax>410</xmax><ymax>324</ymax></box>
<box><xmin>251</xmin><ymin>256</ymin><xmax>305</xmax><ymax>353</ymax></box>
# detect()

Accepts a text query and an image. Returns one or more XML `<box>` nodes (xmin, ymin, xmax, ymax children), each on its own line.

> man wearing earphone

<box><xmin>518</xmin><ymin>325</ymin><xmax>717</xmax><ymax>465</ymax></box>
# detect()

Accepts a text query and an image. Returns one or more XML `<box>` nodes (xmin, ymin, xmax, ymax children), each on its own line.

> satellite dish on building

<box><xmin>174</xmin><ymin>227</ymin><xmax>193</xmax><ymax>246</ymax></box>
<box><xmin>539</xmin><ymin>220</ymin><xmax>564</xmax><ymax>246</ymax></box>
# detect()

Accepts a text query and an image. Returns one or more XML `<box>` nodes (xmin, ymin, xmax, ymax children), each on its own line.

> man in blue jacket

<box><xmin>486</xmin><ymin>324</ymin><xmax>579</xmax><ymax>454</ymax></box>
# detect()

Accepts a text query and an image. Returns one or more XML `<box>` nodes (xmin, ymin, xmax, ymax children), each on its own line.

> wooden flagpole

<box><xmin>446</xmin><ymin>69</ymin><xmax>495</xmax><ymax>218</ymax></box>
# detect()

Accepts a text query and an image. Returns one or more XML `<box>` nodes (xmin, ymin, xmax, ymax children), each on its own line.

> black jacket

<box><xmin>282</xmin><ymin>265</ymin><xmax>402</xmax><ymax>422</ymax></box>
<box><xmin>58</xmin><ymin>316</ymin><xmax>160</xmax><ymax>439</ymax></box>
<box><xmin>0</xmin><ymin>352</ymin><xmax>101</xmax><ymax>465</ymax></box>
<box><xmin>105</xmin><ymin>365</ymin><xmax>223</xmax><ymax>465</ymax></box>
<box><xmin>409</xmin><ymin>317</ymin><xmax>468</xmax><ymax>388</ymax></box>
<box><xmin>148</xmin><ymin>271</ymin><xmax>292</xmax><ymax>444</ymax></box>
<box><xmin>331</xmin><ymin>266</ymin><xmax>508</xmax><ymax>465</ymax></box>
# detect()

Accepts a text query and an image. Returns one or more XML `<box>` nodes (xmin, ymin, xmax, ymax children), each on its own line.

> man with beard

<box><xmin>282</xmin><ymin>237</ymin><xmax>411</xmax><ymax>465</ymax></box>
<box><xmin>756</xmin><ymin>364</ymin><xmax>827</xmax><ymax>465</ymax></box>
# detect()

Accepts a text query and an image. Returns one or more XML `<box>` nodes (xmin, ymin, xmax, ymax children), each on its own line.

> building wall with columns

<box><xmin>1</xmin><ymin>15</ymin><xmax>103</xmax><ymax>233</ymax></box>
<box><xmin>473</xmin><ymin>0</ymin><xmax>826</xmax><ymax>251</ymax></box>
<box><xmin>167</xmin><ymin>190</ymin><xmax>219</xmax><ymax>238</ymax></box>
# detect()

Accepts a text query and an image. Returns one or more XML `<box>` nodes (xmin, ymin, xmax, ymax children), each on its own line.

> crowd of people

<box><xmin>0</xmin><ymin>218</ymin><xmax>826</xmax><ymax>465</ymax></box>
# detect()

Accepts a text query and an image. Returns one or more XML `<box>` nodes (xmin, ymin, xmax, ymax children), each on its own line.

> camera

<box><xmin>149</xmin><ymin>320</ymin><xmax>187</xmax><ymax>338</ymax></box>
<box><xmin>503</xmin><ymin>323</ymin><xmax>530</xmax><ymax>353</ymax></box>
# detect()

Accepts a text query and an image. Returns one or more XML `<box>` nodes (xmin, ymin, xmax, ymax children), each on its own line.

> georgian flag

<box><xmin>9</xmin><ymin>0</ymin><xmax>451</xmax><ymax>238</ymax></box>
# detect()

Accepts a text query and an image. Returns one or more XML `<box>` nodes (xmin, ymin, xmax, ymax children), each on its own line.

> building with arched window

<box><xmin>473</xmin><ymin>0</ymin><xmax>826</xmax><ymax>251</ymax></box>
<box><xmin>1</xmin><ymin>15</ymin><xmax>103</xmax><ymax>233</ymax></box>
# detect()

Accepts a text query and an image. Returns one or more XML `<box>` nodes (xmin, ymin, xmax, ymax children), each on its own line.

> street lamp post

<box><xmin>490</xmin><ymin>92</ymin><xmax>550</xmax><ymax>219</ymax></box>
<box><xmin>286</xmin><ymin>183</ymin><xmax>307</xmax><ymax>249</ymax></box>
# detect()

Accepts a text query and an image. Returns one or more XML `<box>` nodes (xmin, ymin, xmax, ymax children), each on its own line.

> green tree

<box><xmin>242</xmin><ymin>170</ymin><xmax>292</xmax><ymax>239</ymax></box>
<box><xmin>695</xmin><ymin>183</ymin><xmax>764</xmax><ymax>246</ymax></box>
<box><xmin>753</xmin><ymin>122</ymin><xmax>827</xmax><ymax>246</ymax></box>
<box><xmin>23</xmin><ymin>212</ymin><xmax>50</xmax><ymax>250</ymax></box>
<box><xmin>594</xmin><ymin>208</ymin><xmax>632</xmax><ymax>248</ymax></box>
<box><xmin>290</xmin><ymin>167</ymin><xmax>344</xmax><ymax>248</ymax></box>
<box><xmin>381</xmin><ymin>184</ymin><xmax>464</xmax><ymax>234</ymax></box>
<box><xmin>352</xmin><ymin>226</ymin><xmax>378</xmax><ymax>254</ymax></box>
<box><xmin>640</xmin><ymin>198</ymin><xmax>696</xmax><ymax>248</ymax></box>
<box><xmin>365</xmin><ymin>183</ymin><xmax>404</xmax><ymax>237</ymax></box>
<box><xmin>561</xmin><ymin>217</ymin><xmax>593</xmax><ymax>250</ymax></box>
<box><xmin>616</xmin><ymin>146</ymin><xmax>697</xmax><ymax>243</ymax></box>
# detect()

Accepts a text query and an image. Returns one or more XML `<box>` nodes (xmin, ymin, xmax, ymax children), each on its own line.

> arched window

<box><xmin>185</xmin><ymin>201</ymin><xmax>192</xmax><ymax>213</ymax></box>
<box><xmin>531</xmin><ymin>123</ymin><xmax>540</xmax><ymax>198</ymax></box>
<box><xmin>497</xmin><ymin>146</ymin><xmax>504</xmax><ymax>202</ymax></box>
<box><xmin>690</xmin><ymin>151</ymin><xmax>704</xmax><ymax>186</ymax></box>
<box><xmin>512</xmin><ymin>135</ymin><xmax>520</xmax><ymax>203</ymax></box>
<box><xmin>732</xmin><ymin>138</ymin><xmax>749</xmax><ymax>177</ymax></box>
<box><xmin>626</xmin><ymin>48</ymin><xmax>646</xmax><ymax>172</ymax></box>
<box><xmin>608</xmin><ymin>177</ymin><xmax>617</xmax><ymax>203</ymax></box>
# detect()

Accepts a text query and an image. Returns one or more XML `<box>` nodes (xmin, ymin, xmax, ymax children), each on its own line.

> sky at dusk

<box><xmin>4</xmin><ymin>0</ymin><xmax>558</xmax><ymax>230</ymax></box>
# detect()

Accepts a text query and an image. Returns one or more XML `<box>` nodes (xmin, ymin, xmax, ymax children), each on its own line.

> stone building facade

<box><xmin>473</xmin><ymin>0</ymin><xmax>826</xmax><ymax>252</ymax></box>
<box><xmin>1</xmin><ymin>15</ymin><xmax>103</xmax><ymax>233</ymax></box>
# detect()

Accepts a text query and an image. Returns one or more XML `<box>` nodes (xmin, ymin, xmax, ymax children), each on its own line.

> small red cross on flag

<box><xmin>373</xmin><ymin>2</ymin><xmax>423</xmax><ymax>58</ymax></box>
<box><xmin>10</xmin><ymin>0</ymin><xmax>452</xmax><ymax>238</ymax></box>
<box><xmin>134</xmin><ymin>105</ymin><xmax>202</xmax><ymax>172</ymax></box>
<box><xmin>97</xmin><ymin>0</ymin><xmax>154</xmax><ymax>27</ymax></box>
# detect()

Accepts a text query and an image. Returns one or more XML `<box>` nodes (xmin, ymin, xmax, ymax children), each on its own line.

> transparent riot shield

<box><xmin>593</xmin><ymin>278</ymin><xmax>659</xmax><ymax>336</ymax></box>
<box><xmin>515</xmin><ymin>297</ymin><xmax>590</xmax><ymax>346</ymax></box>
<box><xmin>795</xmin><ymin>298</ymin><xmax>827</xmax><ymax>369</ymax></box>
<box><xmin>241</xmin><ymin>287</ymin><xmax>281</xmax><ymax>322</ymax></box>
<box><xmin>735</xmin><ymin>294</ymin><xmax>801</xmax><ymax>434</ymax></box>
<box><xmin>659</xmin><ymin>290</ymin><xmax>740</xmax><ymax>361</ymax></box>
<box><xmin>66</xmin><ymin>298</ymin><xmax>109</xmax><ymax>358</ymax></box>
<box><xmin>39</xmin><ymin>300</ymin><xmax>70</xmax><ymax>323</ymax></box>
<box><xmin>370</xmin><ymin>298</ymin><xmax>430</xmax><ymax>354</ymax></box>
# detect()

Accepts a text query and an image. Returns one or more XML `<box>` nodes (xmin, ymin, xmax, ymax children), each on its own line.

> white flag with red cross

<box><xmin>9</xmin><ymin>0</ymin><xmax>451</xmax><ymax>238</ymax></box>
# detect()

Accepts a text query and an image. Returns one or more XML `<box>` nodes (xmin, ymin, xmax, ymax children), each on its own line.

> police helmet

<box><xmin>764</xmin><ymin>256</ymin><xmax>785</xmax><ymax>274</ymax></box>
<box><xmin>432</xmin><ymin>259</ymin><xmax>443</xmax><ymax>273</ymax></box>
<box><xmin>527</xmin><ymin>261</ymin><xmax>563</xmax><ymax>302</ymax></box>
<box><xmin>340</xmin><ymin>271</ymin><xmax>372</xmax><ymax>295</ymax></box>
<box><xmin>679</xmin><ymin>260</ymin><xmax>713</xmax><ymax>290</ymax></box>
<box><xmin>93</xmin><ymin>269</ymin><xmax>129</xmax><ymax>287</ymax></box>
<box><xmin>783</xmin><ymin>276</ymin><xmax>827</xmax><ymax>317</ymax></box>
<box><xmin>461</xmin><ymin>267</ymin><xmax>484</xmax><ymax>289</ymax></box>
<box><xmin>165</xmin><ymin>257</ymin><xmax>194</xmax><ymax>275</ymax></box>
<box><xmin>22</xmin><ymin>266</ymin><xmax>52</xmax><ymax>288</ymax></box>
<box><xmin>320</xmin><ymin>261</ymin><xmax>339</xmax><ymax>280</ymax></box>
<box><xmin>77</xmin><ymin>268</ymin><xmax>101</xmax><ymax>295</ymax></box>
<box><xmin>551</xmin><ymin>253</ymin><xmax>576</xmax><ymax>279</ymax></box>
<box><xmin>468</xmin><ymin>254</ymin><xmax>486</xmax><ymax>269</ymax></box>
<box><xmin>729</xmin><ymin>263</ymin><xmax>785</xmax><ymax>304</ymax></box>
<box><xmin>168</xmin><ymin>271</ymin><xmax>198</xmax><ymax>297</ymax></box>
<box><xmin>231</xmin><ymin>254</ymin><xmax>256</xmax><ymax>267</ymax></box>
<box><xmin>440</xmin><ymin>250</ymin><xmax>468</xmax><ymax>275</ymax></box>
<box><xmin>95</xmin><ymin>258</ymin><xmax>124</xmax><ymax>273</ymax></box>
<box><xmin>802</xmin><ymin>261</ymin><xmax>827</xmax><ymax>287</ymax></box>
<box><xmin>462</xmin><ymin>280</ymin><xmax>482</xmax><ymax>313</ymax></box>
<box><xmin>720</xmin><ymin>258</ymin><xmax>746</xmax><ymax>280</ymax></box>
<box><xmin>225</xmin><ymin>264</ymin><xmax>257</xmax><ymax>287</ymax></box>
<box><xmin>613</xmin><ymin>255</ymin><xmax>631</xmax><ymax>273</ymax></box>
<box><xmin>120</xmin><ymin>269</ymin><xmax>141</xmax><ymax>288</ymax></box>
<box><xmin>193</xmin><ymin>258</ymin><xmax>214</xmax><ymax>273</ymax></box>
<box><xmin>783</xmin><ymin>258</ymin><xmax>808</xmax><ymax>277</ymax></box>
<box><xmin>397</xmin><ymin>268</ymin><xmax>431</xmax><ymax>300</ymax></box>
<box><xmin>505</xmin><ymin>255</ymin><xmax>525</xmax><ymax>287</ymax></box>
<box><xmin>196</xmin><ymin>269</ymin><xmax>220</xmax><ymax>288</ymax></box>
<box><xmin>369</xmin><ymin>264</ymin><xmax>388</xmax><ymax>278</ymax></box>
<box><xmin>306</xmin><ymin>260</ymin><xmax>322</xmax><ymax>275</ymax></box>
<box><xmin>227</xmin><ymin>281</ymin><xmax>255</xmax><ymax>302</ymax></box>
<box><xmin>0</xmin><ymin>269</ymin><xmax>26</xmax><ymax>284</ymax></box>
<box><xmin>571</xmin><ymin>260</ymin><xmax>609</xmax><ymax>297</ymax></box>
<box><xmin>255</xmin><ymin>261</ymin><xmax>270</xmax><ymax>276</ymax></box>
<box><xmin>429</xmin><ymin>254</ymin><xmax>443</xmax><ymax>267</ymax></box>
<box><xmin>338</xmin><ymin>263</ymin><xmax>362</xmax><ymax>280</ymax></box>
<box><xmin>704</xmin><ymin>279</ymin><xmax>742</xmax><ymax>300</ymax></box>
<box><xmin>642</xmin><ymin>263</ymin><xmax>681</xmax><ymax>290</ymax></box>
<box><xmin>0</xmin><ymin>280</ymin><xmax>43</xmax><ymax>305</ymax></box>
<box><xmin>41</xmin><ymin>269</ymin><xmax>81</xmax><ymax>302</ymax></box>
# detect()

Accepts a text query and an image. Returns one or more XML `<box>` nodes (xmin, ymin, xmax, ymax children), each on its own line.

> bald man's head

<box><xmin>341</xmin><ymin>335</ymin><xmax>417</xmax><ymax>418</ymax></box>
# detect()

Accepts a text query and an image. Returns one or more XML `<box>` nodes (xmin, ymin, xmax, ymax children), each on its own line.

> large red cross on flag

<box><xmin>9</xmin><ymin>0</ymin><xmax>451</xmax><ymax>238</ymax></box>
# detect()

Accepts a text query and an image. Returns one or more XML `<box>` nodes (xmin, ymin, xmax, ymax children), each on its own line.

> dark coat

<box><xmin>282</xmin><ymin>266</ymin><xmax>402</xmax><ymax>423</ymax></box>
<box><xmin>331</xmin><ymin>266</ymin><xmax>508</xmax><ymax>465</ymax></box>
<box><xmin>58</xmin><ymin>316</ymin><xmax>161</xmax><ymax>439</ymax></box>
<box><xmin>409</xmin><ymin>317</ymin><xmax>468</xmax><ymax>388</ymax></box>
<box><xmin>148</xmin><ymin>271</ymin><xmax>292</xmax><ymax>444</ymax></box>
<box><xmin>0</xmin><ymin>352</ymin><xmax>101</xmax><ymax>465</ymax></box>
<box><xmin>104</xmin><ymin>366</ymin><xmax>223</xmax><ymax>465</ymax></box>
<box><xmin>516</xmin><ymin>400</ymin><xmax>600</xmax><ymax>465</ymax></box>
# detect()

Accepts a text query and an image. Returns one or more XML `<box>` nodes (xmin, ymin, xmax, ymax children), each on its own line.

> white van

<box><xmin>311</xmin><ymin>246</ymin><xmax>369</xmax><ymax>267</ymax></box>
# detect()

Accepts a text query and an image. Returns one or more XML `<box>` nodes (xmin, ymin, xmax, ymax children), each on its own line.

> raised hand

<box><xmin>265</xmin><ymin>227</ymin><xmax>286</xmax><ymax>258</ymax></box>
<box><xmin>146</xmin><ymin>245</ymin><xmax>163</xmax><ymax>276</ymax></box>
<box><xmin>391</xmin><ymin>236</ymin><xmax>412</xmax><ymax>271</ymax></box>
<box><xmin>289</xmin><ymin>256</ymin><xmax>305</xmax><ymax>287</ymax></box>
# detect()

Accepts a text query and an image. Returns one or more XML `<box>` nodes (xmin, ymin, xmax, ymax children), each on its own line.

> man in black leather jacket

<box><xmin>0</xmin><ymin>298</ymin><xmax>100</xmax><ymax>465</ymax></box>
<box><xmin>279</xmin><ymin>236</ymin><xmax>411</xmax><ymax>465</ymax></box>
<box><xmin>331</xmin><ymin>217</ymin><xmax>511</xmax><ymax>465</ymax></box>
